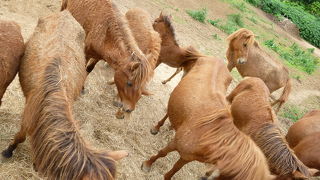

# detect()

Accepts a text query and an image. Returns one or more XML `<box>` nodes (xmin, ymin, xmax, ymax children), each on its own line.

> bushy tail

<box><xmin>184</xmin><ymin>46</ymin><xmax>204</xmax><ymax>61</ymax></box>
<box><xmin>30</xmin><ymin>59</ymin><xmax>116</xmax><ymax>180</ymax></box>
<box><xmin>253</xmin><ymin>123</ymin><xmax>310</xmax><ymax>177</ymax></box>
<box><xmin>272</xmin><ymin>78</ymin><xmax>291</xmax><ymax>113</ymax></box>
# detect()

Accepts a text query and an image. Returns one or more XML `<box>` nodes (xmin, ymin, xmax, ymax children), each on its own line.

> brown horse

<box><xmin>152</xmin><ymin>13</ymin><xmax>196</xmax><ymax>84</ymax></box>
<box><xmin>222</xmin><ymin>77</ymin><xmax>313</xmax><ymax>179</ymax></box>
<box><xmin>1</xmin><ymin>11</ymin><xmax>127</xmax><ymax>179</ymax></box>
<box><xmin>142</xmin><ymin>52</ymin><xmax>274</xmax><ymax>180</ymax></box>
<box><xmin>286</xmin><ymin>110</ymin><xmax>320</xmax><ymax>148</ymax></box>
<box><xmin>226</xmin><ymin>28</ymin><xmax>291</xmax><ymax>112</ymax></box>
<box><xmin>0</xmin><ymin>20</ymin><xmax>24</xmax><ymax>106</ymax></box>
<box><xmin>286</xmin><ymin>110</ymin><xmax>320</xmax><ymax>171</ymax></box>
<box><xmin>61</xmin><ymin>0</ymin><xmax>153</xmax><ymax>116</ymax></box>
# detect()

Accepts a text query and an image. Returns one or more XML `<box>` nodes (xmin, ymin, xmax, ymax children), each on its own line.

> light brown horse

<box><xmin>152</xmin><ymin>13</ymin><xmax>196</xmax><ymax>84</ymax></box>
<box><xmin>286</xmin><ymin>110</ymin><xmax>320</xmax><ymax>171</ymax></box>
<box><xmin>1</xmin><ymin>11</ymin><xmax>127</xmax><ymax>179</ymax></box>
<box><xmin>286</xmin><ymin>110</ymin><xmax>320</xmax><ymax>148</ymax></box>
<box><xmin>222</xmin><ymin>77</ymin><xmax>313</xmax><ymax>179</ymax></box>
<box><xmin>226</xmin><ymin>28</ymin><xmax>291</xmax><ymax>112</ymax></box>
<box><xmin>61</xmin><ymin>0</ymin><xmax>153</xmax><ymax>116</ymax></box>
<box><xmin>0</xmin><ymin>20</ymin><xmax>24</xmax><ymax>106</ymax></box>
<box><xmin>142</xmin><ymin>52</ymin><xmax>274</xmax><ymax>180</ymax></box>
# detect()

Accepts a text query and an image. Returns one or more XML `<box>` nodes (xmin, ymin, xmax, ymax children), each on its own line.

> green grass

<box><xmin>207</xmin><ymin>19</ymin><xmax>220</xmax><ymax>26</ymax></box>
<box><xmin>212</xmin><ymin>34</ymin><xmax>222</xmax><ymax>40</ymax></box>
<box><xmin>186</xmin><ymin>8</ymin><xmax>207</xmax><ymax>23</ymax></box>
<box><xmin>281</xmin><ymin>105</ymin><xmax>306</xmax><ymax>122</ymax></box>
<box><xmin>207</xmin><ymin>14</ymin><xmax>244</xmax><ymax>34</ymax></box>
<box><xmin>247</xmin><ymin>16</ymin><xmax>258</xmax><ymax>23</ymax></box>
<box><xmin>264</xmin><ymin>39</ymin><xmax>319</xmax><ymax>74</ymax></box>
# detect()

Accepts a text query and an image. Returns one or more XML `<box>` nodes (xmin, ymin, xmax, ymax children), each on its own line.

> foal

<box><xmin>152</xmin><ymin>13</ymin><xmax>196</xmax><ymax>84</ymax></box>
<box><xmin>224</xmin><ymin>77</ymin><xmax>312</xmax><ymax>179</ymax></box>
<box><xmin>61</xmin><ymin>0</ymin><xmax>151</xmax><ymax>116</ymax></box>
<box><xmin>143</xmin><ymin>53</ymin><xmax>273</xmax><ymax>180</ymax></box>
<box><xmin>226</xmin><ymin>28</ymin><xmax>291</xmax><ymax>112</ymax></box>
<box><xmin>0</xmin><ymin>20</ymin><xmax>24</xmax><ymax>106</ymax></box>
<box><xmin>2</xmin><ymin>11</ymin><xmax>127</xmax><ymax>179</ymax></box>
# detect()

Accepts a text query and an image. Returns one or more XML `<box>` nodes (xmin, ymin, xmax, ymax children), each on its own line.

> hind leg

<box><xmin>141</xmin><ymin>140</ymin><xmax>176</xmax><ymax>172</ymax></box>
<box><xmin>164</xmin><ymin>158</ymin><xmax>189</xmax><ymax>180</ymax></box>
<box><xmin>150</xmin><ymin>113</ymin><xmax>168</xmax><ymax>135</ymax></box>
<box><xmin>2</xmin><ymin>126</ymin><xmax>26</xmax><ymax>158</ymax></box>
<box><xmin>162</xmin><ymin>68</ymin><xmax>182</xmax><ymax>84</ymax></box>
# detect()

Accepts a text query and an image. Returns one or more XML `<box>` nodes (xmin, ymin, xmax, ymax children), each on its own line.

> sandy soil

<box><xmin>0</xmin><ymin>0</ymin><xmax>319</xmax><ymax>179</ymax></box>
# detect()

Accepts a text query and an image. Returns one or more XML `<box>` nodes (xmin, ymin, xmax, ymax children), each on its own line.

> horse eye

<box><xmin>127</xmin><ymin>81</ymin><xmax>133</xmax><ymax>87</ymax></box>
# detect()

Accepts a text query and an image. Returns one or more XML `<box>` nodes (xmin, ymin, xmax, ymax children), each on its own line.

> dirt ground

<box><xmin>0</xmin><ymin>0</ymin><xmax>319</xmax><ymax>179</ymax></box>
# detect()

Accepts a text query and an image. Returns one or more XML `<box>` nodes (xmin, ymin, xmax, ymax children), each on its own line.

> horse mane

<box><xmin>30</xmin><ymin>58</ymin><xmax>116</xmax><ymax>180</ymax></box>
<box><xmin>194</xmin><ymin>108</ymin><xmax>270</xmax><ymax>179</ymax></box>
<box><xmin>146</xmin><ymin>31</ymin><xmax>162</xmax><ymax>69</ymax></box>
<box><xmin>253</xmin><ymin>123</ymin><xmax>311</xmax><ymax>177</ymax></box>
<box><xmin>160</xmin><ymin>14</ymin><xmax>179</xmax><ymax>46</ymax></box>
<box><xmin>226</xmin><ymin>28</ymin><xmax>255</xmax><ymax>47</ymax></box>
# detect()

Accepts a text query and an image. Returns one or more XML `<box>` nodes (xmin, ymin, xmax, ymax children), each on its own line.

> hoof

<box><xmin>141</xmin><ymin>161</ymin><xmax>151</xmax><ymax>172</ymax></box>
<box><xmin>2</xmin><ymin>149</ymin><xmax>13</xmax><ymax>158</ymax></box>
<box><xmin>150</xmin><ymin>127</ymin><xmax>159</xmax><ymax>135</ymax></box>
<box><xmin>113</xmin><ymin>100</ymin><xmax>123</xmax><ymax>108</ymax></box>
<box><xmin>115</xmin><ymin>111</ymin><xmax>125</xmax><ymax>119</ymax></box>
<box><xmin>161</xmin><ymin>80</ymin><xmax>167</xmax><ymax>84</ymax></box>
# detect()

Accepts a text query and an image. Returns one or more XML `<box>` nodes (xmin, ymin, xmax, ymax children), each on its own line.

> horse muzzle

<box><xmin>237</xmin><ymin>58</ymin><xmax>247</xmax><ymax>64</ymax></box>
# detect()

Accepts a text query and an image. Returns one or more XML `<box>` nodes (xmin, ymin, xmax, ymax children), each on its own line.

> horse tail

<box><xmin>30</xmin><ymin>58</ymin><xmax>116</xmax><ymax>180</ymax></box>
<box><xmin>252</xmin><ymin>123</ymin><xmax>311</xmax><ymax>177</ymax></box>
<box><xmin>184</xmin><ymin>46</ymin><xmax>204</xmax><ymax>61</ymax></box>
<box><xmin>60</xmin><ymin>0</ymin><xmax>68</xmax><ymax>11</ymax></box>
<box><xmin>272</xmin><ymin>78</ymin><xmax>291</xmax><ymax>112</ymax></box>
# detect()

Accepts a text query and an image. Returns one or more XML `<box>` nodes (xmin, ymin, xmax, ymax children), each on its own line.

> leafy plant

<box><xmin>264</xmin><ymin>39</ymin><xmax>319</xmax><ymax>74</ymax></box>
<box><xmin>281</xmin><ymin>105</ymin><xmax>305</xmax><ymax>122</ymax></box>
<box><xmin>207</xmin><ymin>19</ymin><xmax>220</xmax><ymax>26</ymax></box>
<box><xmin>186</xmin><ymin>8</ymin><xmax>207</xmax><ymax>23</ymax></box>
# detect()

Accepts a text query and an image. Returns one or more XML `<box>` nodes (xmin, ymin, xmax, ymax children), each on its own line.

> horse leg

<box><xmin>150</xmin><ymin>113</ymin><xmax>168</xmax><ymax>135</ymax></box>
<box><xmin>86</xmin><ymin>58</ymin><xmax>99</xmax><ymax>73</ymax></box>
<box><xmin>162</xmin><ymin>68</ymin><xmax>182</xmax><ymax>84</ymax></box>
<box><xmin>200</xmin><ymin>166</ymin><xmax>216</xmax><ymax>180</ymax></box>
<box><xmin>0</xmin><ymin>87</ymin><xmax>5</xmax><ymax>106</ymax></box>
<box><xmin>141</xmin><ymin>140</ymin><xmax>176</xmax><ymax>172</ymax></box>
<box><xmin>2</xmin><ymin>126</ymin><xmax>26</xmax><ymax>158</ymax></box>
<box><xmin>164</xmin><ymin>158</ymin><xmax>189</xmax><ymax>180</ymax></box>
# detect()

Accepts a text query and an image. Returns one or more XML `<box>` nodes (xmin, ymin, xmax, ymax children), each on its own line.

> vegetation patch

<box><xmin>208</xmin><ymin>14</ymin><xmax>244</xmax><ymax>34</ymax></box>
<box><xmin>186</xmin><ymin>8</ymin><xmax>207</xmax><ymax>23</ymax></box>
<box><xmin>212</xmin><ymin>34</ymin><xmax>222</xmax><ymax>40</ymax></box>
<box><xmin>264</xmin><ymin>39</ymin><xmax>319</xmax><ymax>74</ymax></box>
<box><xmin>281</xmin><ymin>105</ymin><xmax>306</xmax><ymax>122</ymax></box>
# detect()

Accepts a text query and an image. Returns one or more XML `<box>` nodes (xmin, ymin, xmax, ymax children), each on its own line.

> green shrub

<box><xmin>245</xmin><ymin>0</ymin><xmax>262</xmax><ymax>6</ymax></box>
<box><xmin>281</xmin><ymin>105</ymin><xmax>305</xmax><ymax>122</ymax></box>
<box><xmin>207</xmin><ymin>19</ymin><xmax>220</xmax><ymax>26</ymax></box>
<box><xmin>264</xmin><ymin>39</ymin><xmax>319</xmax><ymax>74</ymax></box>
<box><xmin>308</xmin><ymin>1</ymin><xmax>320</xmax><ymax>17</ymax></box>
<box><xmin>228</xmin><ymin>14</ymin><xmax>244</xmax><ymax>27</ymax></box>
<box><xmin>186</xmin><ymin>8</ymin><xmax>207</xmax><ymax>23</ymax></box>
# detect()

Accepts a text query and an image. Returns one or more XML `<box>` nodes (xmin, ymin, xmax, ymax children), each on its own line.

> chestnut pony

<box><xmin>61</xmin><ymin>0</ymin><xmax>152</xmax><ymax>116</ymax></box>
<box><xmin>0</xmin><ymin>20</ymin><xmax>24</xmax><ymax>107</ymax></box>
<box><xmin>286</xmin><ymin>110</ymin><xmax>320</xmax><ymax>171</ymax></box>
<box><xmin>142</xmin><ymin>51</ymin><xmax>274</xmax><ymax>180</ymax></box>
<box><xmin>222</xmin><ymin>77</ymin><xmax>313</xmax><ymax>179</ymax></box>
<box><xmin>152</xmin><ymin>13</ymin><xmax>195</xmax><ymax>84</ymax></box>
<box><xmin>1</xmin><ymin>11</ymin><xmax>127</xmax><ymax>179</ymax></box>
<box><xmin>226</xmin><ymin>28</ymin><xmax>291</xmax><ymax>112</ymax></box>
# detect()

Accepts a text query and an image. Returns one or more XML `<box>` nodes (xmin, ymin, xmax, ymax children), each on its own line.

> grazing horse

<box><xmin>1</xmin><ymin>11</ymin><xmax>127</xmax><ymax>179</ymax></box>
<box><xmin>0</xmin><ymin>20</ymin><xmax>24</xmax><ymax>106</ymax></box>
<box><xmin>142</xmin><ymin>52</ymin><xmax>274</xmax><ymax>180</ymax></box>
<box><xmin>286</xmin><ymin>110</ymin><xmax>320</xmax><ymax>171</ymax></box>
<box><xmin>220</xmin><ymin>77</ymin><xmax>313</xmax><ymax>179</ymax></box>
<box><xmin>226</xmin><ymin>28</ymin><xmax>291</xmax><ymax>112</ymax></box>
<box><xmin>152</xmin><ymin>13</ymin><xmax>196</xmax><ymax>84</ymax></box>
<box><xmin>61</xmin><ymin>0</ymin><xmax>151</xmax><ymax>116</ymax></box>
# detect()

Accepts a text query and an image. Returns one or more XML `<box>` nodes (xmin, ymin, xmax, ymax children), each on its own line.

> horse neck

<box><xmin>253</xmin><ymin>123</ymin><xmax>310</xmax><ymax>176</ymax></box>
<box><xmin>30</xmin><ymin>60</ymin><xmax>116</xmax><ymax>180</ymax></box>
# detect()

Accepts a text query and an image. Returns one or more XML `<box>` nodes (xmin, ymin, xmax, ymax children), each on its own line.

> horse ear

<box><xmin>130</xmin><ymin>62</ymin><xmax>140</xmax><ymax>71</ymax></box>
<box><xmin>107</xmin><ymin>150</ymin><xmax>128</xmax><ymax>161</ymax></box>
<box><xmin>292</xmin><ymin>170</ymin><xmax>308</xmax><ymax>179</ymax></box>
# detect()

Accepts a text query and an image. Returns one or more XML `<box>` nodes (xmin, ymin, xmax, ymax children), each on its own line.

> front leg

<box><xmin>164</xmin><ymin>158</ymin><xmax>189</xmax><ymax>180</ymax></box>
<box><xmin>162</xmin><ymin>68</ymin><xmax>183</xmax><ymax>84</ymax></box>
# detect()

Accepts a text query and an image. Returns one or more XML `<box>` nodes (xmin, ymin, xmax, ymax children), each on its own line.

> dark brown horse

<box><xmin>226</xmin><ymin>28</ymin><xmax>291</xmax><ymax>113</ymax></box>
<box><xmin>152</xmin><ymin>13</ymin><xmax>196</xmax><ymax>84</ymax></box>
<box><xmin>2</xmin><ymin>11</ymin><xmax>127</xmax><ymax>179</ymax></box>
<box><xmin>0</xmin><ymin>20</ymin><xmax>24</xmax><ymax>106</ymax></box>
<box><xmin>61</xmin><ymin>0</ymin><xmax>153</xmax><ymax>117</ymax></box>
<box><xmin>142</xmin><ymin>51</ymin><xmax>274</xmax><ymax>180</ymax></box>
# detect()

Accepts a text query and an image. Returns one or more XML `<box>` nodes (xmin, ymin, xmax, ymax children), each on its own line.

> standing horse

<box><xmin>226</xmin><ymin>28</ymin><xmax>291</xmax><ymax>112</ymax></box>
<box><xmin>152</xmin><ymin>13</ymin><xmax>195</xmax><ymax>84</ymax></box>
<box><xmin>221</xmin><ymin>77</ymin><xmax>313</xmax><ymax>179</ymax></box>
<box><xmin>286</xmin><ymin>110</ymin><xmax>320</xmax><ymax>171</ymax></box>
<box><xmin>1</xmin><ymin>11</ymin><xmax>127</xmax><ymax>179</ymax></box>
<box><xmin>61</xmin><ymin>0</ymin><xmax>152</xmax><ymax>117</ymax></box>
<box><xmin>0</xmin><ymin>20</ymin><xmax>24</xmax><ymax>107</ymax></box>
<box><xmin>142</xmin><ymin>52</ymin><xmax>274</xmax><ymax>180</ymax></box>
